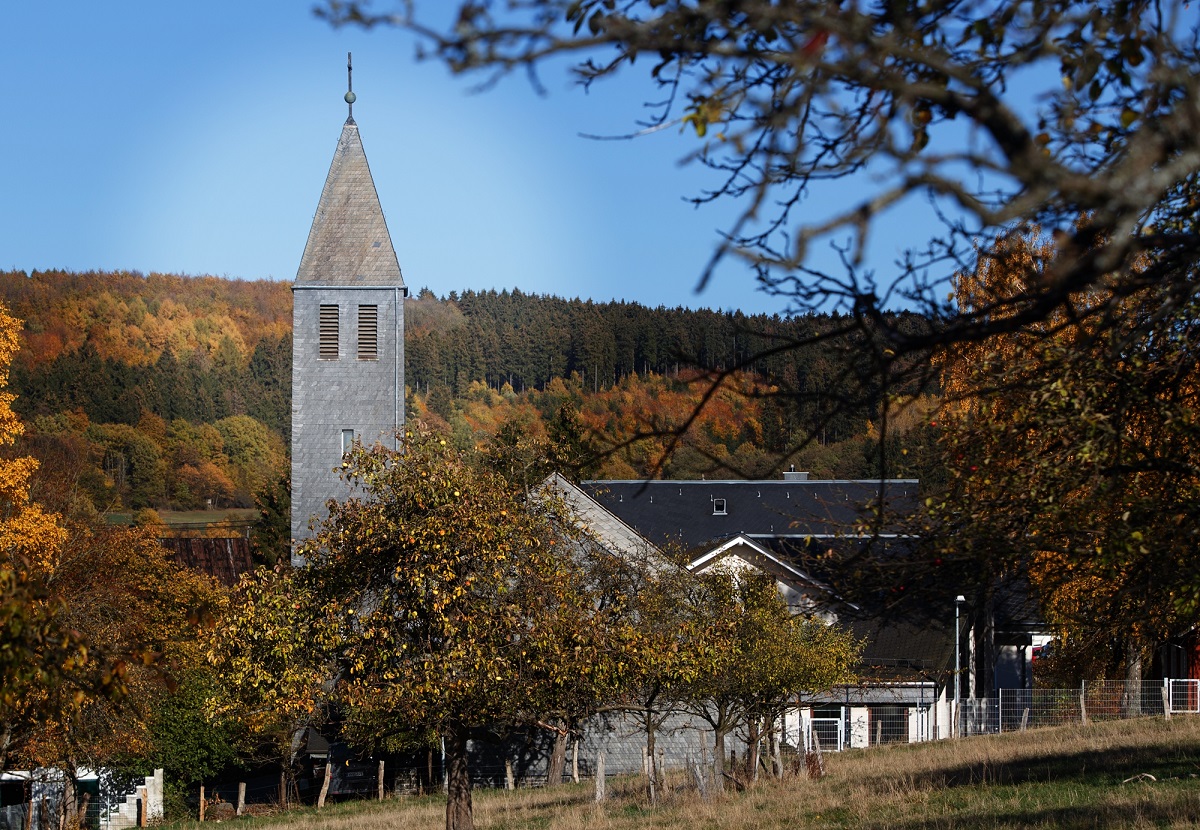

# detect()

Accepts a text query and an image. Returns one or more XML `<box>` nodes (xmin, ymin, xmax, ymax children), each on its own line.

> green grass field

<box><xmin>163</xmin><ymin>716</ymin><xmax>1200</xmax><ymax>829</ymax></box>
<box><xmin>106</xmin><ymin>509</ymin><xmax>257</xmax><ymax>527</ymax></box>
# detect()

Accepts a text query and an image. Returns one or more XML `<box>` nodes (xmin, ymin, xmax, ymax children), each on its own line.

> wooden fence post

<box><xmin>317</xmin><ymin>764</ymin><xmax>332</xmax><ymax>809</ymax></box>
<box><xmin>1163</xmin><ymin>685</ymin><xmax>1172</xmax><ymax>720</ymax></box>
<box><xmin>138</xmin><ymin>787</ymin><xmax>147</xmax><ymax>828</ymax></box>
<box><xmin>691</xmin><ymin>761</ymin><xmax>708</xmax><ymax>799</ymax></box>
<box><xmin>572</xmin><ymin>738</ymin><xmax>580</xmax><ymax>784</ymax></box>
<box><xmin>199</xmin><ymin>786</ymin><xmax>206</xmax><ymax>823</ymax></box>
<box><xmin>236</xmin><ymin>782</ymin><xmax>246</xmax><ymax>817</ymax></box>
<box><xmin>594</xmin><ymin>753</ymin><xmax>605</xmax><ymax>803</ymax></box>
<box><xmin>1080</xmin><ymin>681</ymin><xmax>1088</xmax><ymax>725</ymax></box>
<box><xmin>378</xmin><ymin>760</ymin><xmax>385</xmax><ymax>800</ymax></box>
<box><xmin>504</xmin><ymin>760</ymin><xmax>514</xmax><ymax>791</ymax></box>
<box><xmin>1020</xmin><ymin>708</ymin><xmax>1030</xmax><ymax>731</ymax></box>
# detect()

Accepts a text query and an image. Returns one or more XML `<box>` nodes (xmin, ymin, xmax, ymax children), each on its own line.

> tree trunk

<box><xmin>974</xmin><ymin>590</ymin><xmax>996</xmax><ymax>700</ymax></box>
<box><xmin>645</xmin><ymin>711</ymin><xmax>657</xmax><ymax>804</ymax></box>
<box><xmin>769</xmin><ymin>717</ymin><xmax>782</xmax><ymax>779</ymax></box>
<box><xmin>747</xmin><ymin>716</ymin><xmax>761</xmax><ymax>783</ymax></box>
<box><xmin>712</xmin><ymin>727</ymin><xmax>727</xmax><ymax>793</ymax></box>
<box><xmin>1125</xmin><ymin>639</ymin><xmax>1145</xmax><ymax>716</ymax></box>
<box><xmin>546</xmin><ymin>721</ymin><xmax>568</xmax><ymax>787</ymax></box>
<box><xmin>444</xmin><ymin>726</ymin><xmax>473</xmax><ymax>830</ymax></box>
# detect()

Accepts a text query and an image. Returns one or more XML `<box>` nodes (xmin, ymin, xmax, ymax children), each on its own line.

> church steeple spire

<box><xmin>294</xmin><ymin>60</ymin><xmax>404</xmax><ymax>289</ymax></box>
<box><xmin>345</xmin><ymin>51</ymin><xmax>356</xmax><ymax>123</ymax></box>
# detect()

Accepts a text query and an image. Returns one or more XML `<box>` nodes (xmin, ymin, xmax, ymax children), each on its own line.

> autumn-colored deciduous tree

<box><xmin>684</xmin><ymin>571</ymin><xmax>858</xmax><ymax>788</ymax></box>
<box><xmin>0</xmin><ymin>302</ymin><xmax>124</xmax><ymax>772</ymax></box>
<box><xmin>18</xmin><ymin>525</ymin><xmax>223</xmax><ymax>787</ymax></box>
<box><xmin>930</xmin><ymin>234</ymin><xmax>1200</xmax><ymax>682</ymax></box>
<box><xmin>205</xmin><ymin>567</ymin><xmax>334</xmax><ymax>805</ymax></box>
<box><xmin>301</xmin><ymin>424</ymin><xmax>630</xmax><ymax>830</ymax></box>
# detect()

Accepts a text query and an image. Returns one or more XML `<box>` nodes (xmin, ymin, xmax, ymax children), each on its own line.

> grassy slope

<box><xmin>167</xmin><ymin>717</ymin><xmax>1200</xmax><ymax>829</ymax></box>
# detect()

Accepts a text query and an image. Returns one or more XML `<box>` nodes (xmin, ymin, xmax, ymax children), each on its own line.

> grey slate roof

<box><xmin>579</xmin><ymin>479</ymin><xmax>919</xmax><ymax>553</ymax></box>
<box><xmin>295</xmin><ymin>118</ymin><xmax>406</xmax><ymax>288</ymax></box>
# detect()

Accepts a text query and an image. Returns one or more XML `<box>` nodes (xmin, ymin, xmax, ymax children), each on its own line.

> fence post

<box><xmin>692</xmin><ymin>761</ymin><xmax>709</xmax><ymax>799</ymax></box>
<box><xmin>138</xmin><ymin>787</ymin><xmax>147</xmax><ymax>828</ymax></box>
<box><xmin>1162</xmin><ymin>683</ymin><xmax>1172</xmax><ymax>720</ymax></box>
<box><xmin>317</xmin><ymin>764</ymin><xmax>332</xmax><ymax>809</ymax></box>
<box><xmin>572</xmin><ymin>738</ymin><xmax>580</xmax><ymax>784</ymax></box>
<box><xmin>594</xmin><ymin>753</ymin><xmax>605</xmax><ymax>803</ymax></box>
<box><xmin>504</xmin><ymin>760</ymin><xmax>514</xmax><ymax>791</ymax></box>
<box><xmin>1020</xmin><ymin>708</ymin><xmax>1030</xmax><ymax>731</ymax></box>
<box><xmin>1079</xmin><ymin>681</ymin><xmax>1088</xmax><ymax>725</ymax></box>
<box><xmin>199</xmin><ymin>786</ymin><xmax>206</xmax><ymax>823</ymax></box>
<box><xmin>236</xmin><ymin>782</ymin><xmax>246</xmax><ymax>816</ymax></box>
<box><xmin>378</xmin><ymin>761</ymin><xmax>385</xmax><ymax>800</ymax></box>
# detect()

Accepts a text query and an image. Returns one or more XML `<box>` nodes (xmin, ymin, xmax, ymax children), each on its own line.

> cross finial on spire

<box><xmin>344</xmin><ymin>51</ymin><xmax>356</xmax><ymax>122</ymax></box>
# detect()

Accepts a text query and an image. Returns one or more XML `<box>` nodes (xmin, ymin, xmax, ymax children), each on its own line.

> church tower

<box><xmin>291</xmin><ymin>55</ymin><xmax>406</xmax><ymax>555</ymax></box>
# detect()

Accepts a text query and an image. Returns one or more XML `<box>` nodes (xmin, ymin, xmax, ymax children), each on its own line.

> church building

<box><xmin>291</xmin><ymin>60</ymin><xmax>407</xmax><ymax>555</ymax></box>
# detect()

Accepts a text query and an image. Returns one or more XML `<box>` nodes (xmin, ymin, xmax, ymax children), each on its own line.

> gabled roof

<box><xmin>543</xmin><ymin>473</ymin><xmax>674</xmax><ymax>571</ymax></box>
<box><xmin>688</xmin><ymin>533</ymin><xmax>839</xmax><ymax>597</ymax></box>
<box><xmin>580</xmin><ymin>479</ymin><xmax>918</xmax><ymax>553</ymax></box>
<box><xmin>295</xmin><ymin>118</ymin><xmax>405</xmax><ymax>288</ymax></box>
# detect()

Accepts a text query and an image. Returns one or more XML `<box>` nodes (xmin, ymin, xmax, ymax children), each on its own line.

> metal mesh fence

<box><xmin>984</xmin><ymin>679</ymin><xmax>1187</xmax><ymax>734</ymax></box>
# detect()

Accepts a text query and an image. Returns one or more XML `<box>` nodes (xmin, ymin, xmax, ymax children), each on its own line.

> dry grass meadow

<box><xmin>168</xmin><ymin>717</ymin><xmax>1200</xmax><ymax>829</ymax></box>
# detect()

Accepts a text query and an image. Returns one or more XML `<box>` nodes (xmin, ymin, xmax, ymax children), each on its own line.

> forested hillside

<box><xmin>2</xmin><ymin>270</ymin><xmax>935</xmax><ymax>515</ymax></box>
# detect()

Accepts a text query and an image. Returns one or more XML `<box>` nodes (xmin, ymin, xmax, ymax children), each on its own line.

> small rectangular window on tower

<box><xmin>358</xmin><ymin>305</ymin><xmax>378</xmax><ymax>360</ymax></box>
<box><xmin>319</xmin><ymin>305</ymin><xmax>339</xmax><ymax>360</ymax></box>
<box><xmin>342</xmin><ymin>429</ymin><xmax>356</xmax><ymax>455</ymax></box>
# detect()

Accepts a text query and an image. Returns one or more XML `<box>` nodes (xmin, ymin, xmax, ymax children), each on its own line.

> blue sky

<box><xmin>0</xmin><ymin>2</ymin><xmax>887</xmax><ymax>316</ymax></box>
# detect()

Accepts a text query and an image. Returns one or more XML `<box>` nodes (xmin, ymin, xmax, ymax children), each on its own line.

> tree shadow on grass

<box><xmin>907</xmin><ymin>742</ymin><xmax>1200</xmax><ymax>791</ymax></box>
<box><xmin>854</xmin><ymin>793</ymin><xmax>1200</xmax><ymax>830</ymax></box>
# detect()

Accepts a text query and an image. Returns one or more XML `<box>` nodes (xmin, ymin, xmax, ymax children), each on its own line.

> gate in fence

<box><xmin>808</xmin><ymin>717</ymin><xmax>845</xmax><ymax>753</ymax></box>
<box><xmin>1167</xmin><ymin>679</ymin><xmax>1200</xmax><ymax>714</ymax></box>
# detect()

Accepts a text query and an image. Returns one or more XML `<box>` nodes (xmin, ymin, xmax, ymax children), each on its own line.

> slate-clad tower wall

<box><xmin>291</xmin><ymin>112</ymin><xmax>405</xmax><ymax>558</ymax></box>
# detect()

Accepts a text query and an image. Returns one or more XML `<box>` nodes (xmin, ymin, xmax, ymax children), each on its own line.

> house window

<box><xmin>713</xmin><ymin>498</ymin><xmax>727</xmax><ymax>515</ymax></box>
<box><xmin>341</xmin><ymin>429</ymin><xmax>356</xmax><ymax>455</ymax></box>
<box><xmin>319</xmin><ymin>305</ymin><xmax>339</xmax><ymax>360</ymax></box>
<box><xmin>358</xmin><ymin>305</ymin><xmax>378</xmax><ymax>360</ymax></box>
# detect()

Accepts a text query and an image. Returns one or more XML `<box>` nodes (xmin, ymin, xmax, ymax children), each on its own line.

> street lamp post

<box><xmin>954</xmin><ymin>594</ymin><xmax>966</xmax><ymax>738</ymax></box>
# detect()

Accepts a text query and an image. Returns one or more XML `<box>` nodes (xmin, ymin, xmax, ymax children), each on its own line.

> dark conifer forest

<box><xmin>1</xmin><ymin>270</ymin><xmax>938</xmax><ymax>514</ymax></box>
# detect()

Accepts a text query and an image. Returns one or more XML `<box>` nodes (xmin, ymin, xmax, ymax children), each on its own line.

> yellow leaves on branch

<box><xmin>0</xmin><ymin>303</ymin><xmax>66</xmax><ymax>571</ymax></box>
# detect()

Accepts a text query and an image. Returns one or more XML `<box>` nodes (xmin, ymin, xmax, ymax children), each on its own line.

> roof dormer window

<box><xmin>713</xmin><ymin>498</ymin><xmax>727</xmax><ymax>516</ymax></box>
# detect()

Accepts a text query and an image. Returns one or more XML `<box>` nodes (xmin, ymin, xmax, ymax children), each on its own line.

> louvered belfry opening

<box><xmin>319</xmin><ymin>304</ymin><xmax>339</xmax><ymax>360</ymax></box>
<box><xmin>358</xmin><ymin>304</ymin><xmax>379</xmax><ymax>360</ymax></box>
